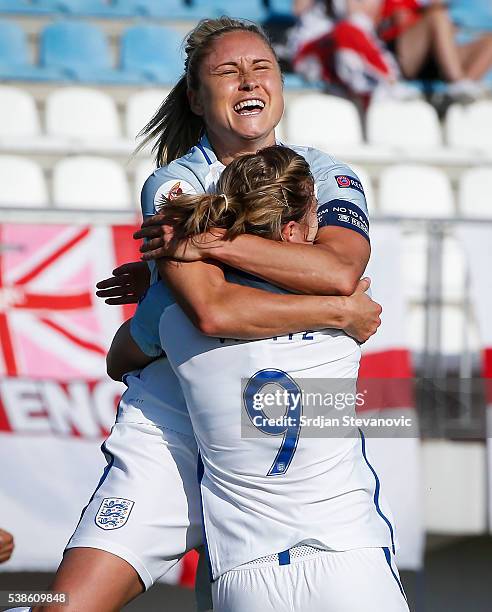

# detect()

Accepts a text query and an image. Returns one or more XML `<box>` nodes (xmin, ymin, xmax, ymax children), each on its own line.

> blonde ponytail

<box><xmin>157</xmin><ymin>146</ymin><xmax>315</xmax><ymax>242</ymax></box>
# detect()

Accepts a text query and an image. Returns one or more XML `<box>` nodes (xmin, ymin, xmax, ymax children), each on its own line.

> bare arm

<box><xmin>158</xmin><ymin>258</ymin><xmax>380</xmax><ymax>341</ymax></box>
<box><xmin>106</xmin><ymin>319</ymin><xmax>156</xmax><ymax>382</ymax></box>
<box><xmin>205</xmin><ymin>226</ymin><xmax>370</xmax><ymax>296</ymax></box>
<box><xmin>138</xmin><ymin>222</ymin><xmax>370</xmax><ymax>297</ymax></box>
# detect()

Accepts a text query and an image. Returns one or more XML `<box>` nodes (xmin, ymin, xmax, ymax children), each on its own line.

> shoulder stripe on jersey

<box><xmin>317</xmin><ymin>199</ymin><xmax>370</xmax><ymax>242</ymax></box>
<box><xmin>197</xmin><ymin>143</ymin><xmax>213</xmax><ymax>166</ymax></box>
<box><xmin>359</xmin><ymin>429</ymin><xmax>396</xmax><ymax>554</ymax></box>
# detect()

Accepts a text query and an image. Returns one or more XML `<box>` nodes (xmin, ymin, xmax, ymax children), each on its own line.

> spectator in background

<box><xmin>380</xmin><ymin>0</ymin><xmax>492</xmax><ymax>101</ymax></box>
<box><xmin>294</xmin><ymin>0</ymin><xmax>419</xmax><ymax>104</ymax></box>
<box><xmin>0</xmin><ymin>528</ymin><xmax>14</xmax><ymax>563</ymax></box>
<box><xmin>288</xmin><ymin>0</ymin><xmax>334</xmax><ymax>56</ymax></box>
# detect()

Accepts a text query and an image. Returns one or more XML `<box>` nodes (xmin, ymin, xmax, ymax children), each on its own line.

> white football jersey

<box><xmin>159</xmin><ymin>303</ymin><xmax>396</xmax><ymax>580</ymax></box>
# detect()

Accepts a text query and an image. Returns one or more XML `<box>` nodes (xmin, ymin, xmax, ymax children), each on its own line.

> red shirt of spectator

<box><xmin>379</xmin><ymin>0</ymin><xmax>427</xmax><ymax>42</ymax></box>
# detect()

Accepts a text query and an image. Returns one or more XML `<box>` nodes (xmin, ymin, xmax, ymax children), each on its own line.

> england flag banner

<box><xmin>0</xmin><ymin>222</ymin><xmax>196</xmax><ymax>586</ymax></box>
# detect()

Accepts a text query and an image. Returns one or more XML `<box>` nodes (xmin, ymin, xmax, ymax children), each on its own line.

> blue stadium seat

<box><xmin>0</xmin><ymin>0</ymin><xmax>55</xmax><ymax>14</ymax></box>
<box><xmin>116</xmin><ymin>0</ymin><xmax>205</xmax><ymax>19</ymax></box>
<box><xmin>40</xmin><ymin>21</ymin><xmax>140</xmax><ymax>83</ymax></box>
<box><xmin>55</xmin><ymin>0</ymin><xmax>133</xmax><ymax>17</ymax></box>
<box><xmin>192</xmin><ymin>0</ymin><xmax>267</xmax><ymax>21</ymax></box>
<box><xmin>451</xmin><ymin>0</ymin><xmax>492</xmax><ymax>30</ymax></box>
<box><xmin>0</xmin><ymin>20</ymin><xmax>63</xmax><ymax>80</ymax></box>
<box><xmin>121</xmin><ymin>25</ymin><xmax>184</xmax><ymax>84</ymax></box>
<box><xmin>267</xmin><ymin>0</ymin><xmax>293</xmax><ymax>16</ymax></box>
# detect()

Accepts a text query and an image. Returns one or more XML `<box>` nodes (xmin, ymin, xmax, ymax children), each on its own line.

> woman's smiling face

<box><xmin>188</xmin><ymin>30</ymin><xmax>284</xmax><ymax>148</ymax></box>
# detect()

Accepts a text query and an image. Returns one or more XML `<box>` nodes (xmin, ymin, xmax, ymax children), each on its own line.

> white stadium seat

<box><xmin>458</xmin><ymin>167</ymin><xmax>492</xmax><ymax>218</ymax></box>
<box><xmin>53</xmin><ymin>156</ymin><xmax>131</xmax><ymax>210</ymax></box>
<box><xmin>134</xmin><ymin>158</ymin><xmax>157</xmax><ymax>205</ymax></box>
<box><xmin>349</xmin><ymin>165</ymin><xmax>375</xmax><ymax>212</ymax></box>
<box><xmin>0</xmin><ymin>86</ymin><xmax>41</xmax><ymax>139</ymax></box>
<box><xmin>46</xmin><ymin>87</ymin><xmax>121</xmax><ymax>144</ymax></box>
<box><xmin>378</xmin><ymin>165</ymin><xmax>454</xmax><ymax>218</ymax></box>
<box><xmin>367</xmin><ymin>100</ymin><xmax>442</xmax><ymax>149</ymax></box>
<box><xmin>286</xmin><ymin>94</ymin><xmax>363</xmax><ymax>150</ymax></box>
<box><xmin>445</xmin><ymin>101</ymin><xmax>492</xmax><ymax>153</ymax></box>
<box><xmin>0</xmin><ymin>155</ymin><xmax>48</xmax><ymax>208</ymax></box>
<box><xmin>126</xmin><ymin>89</ymin><xmax>170</xmax><ymax>141</ymax></box>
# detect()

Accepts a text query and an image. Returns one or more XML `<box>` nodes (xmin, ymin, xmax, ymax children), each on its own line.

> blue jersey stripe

<box><xmin>359</xmin><ymin>429</ymin><xmax>396</xmax><ymax>554</ymax></box>
<box><xmin>197</xmin><ymin>142</ymin><xmax>212</xmax><ymax>166</ymax></box>
<box><xmin>383</xmin><ymin>547</ymin><xmax>407</xmax><ymax>601</ymax></box>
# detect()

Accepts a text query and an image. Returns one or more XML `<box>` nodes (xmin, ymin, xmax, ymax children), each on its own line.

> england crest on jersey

<box><xmin>95</xmin><ymin>498</ymin><xmax>135</xmax><ymax>530</ymax></box>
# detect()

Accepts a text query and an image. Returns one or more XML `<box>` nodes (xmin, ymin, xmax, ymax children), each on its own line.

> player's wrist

<box><xmin>324</xmin><ymin>296</ymin><xmax>348</xmax><ymax>330</ymax></box>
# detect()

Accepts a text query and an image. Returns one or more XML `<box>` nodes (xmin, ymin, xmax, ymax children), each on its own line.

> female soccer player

<box><xmin>32</xmin><ymin>17</ymin><xmax>383</xmax><ymax>612</ymax></box>
<box><xmin>144</xmin><ymin>145</ymin><xmax>408</xmax><ymax>611</ymax></box>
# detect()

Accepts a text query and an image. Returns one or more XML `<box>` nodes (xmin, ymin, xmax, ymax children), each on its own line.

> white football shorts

<box><xmin>212</xmin><ymin>545</ymin><xmax>409</xmax><ymax>612</ymax></box>
<box><xmin>66</xmin><ymin>421</ymin><xmax>203</xmax><ymax>590</ymax></box>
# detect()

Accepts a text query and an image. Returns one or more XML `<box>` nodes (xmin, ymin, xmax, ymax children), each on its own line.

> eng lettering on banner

<box><xmin>0</xmin><ymin>378</ymin><xmax>122</xmax><ymax>438</ymax></box>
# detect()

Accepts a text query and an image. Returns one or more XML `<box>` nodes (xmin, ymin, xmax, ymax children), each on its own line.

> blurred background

<box><xmin>0</xmin><ymin>0</ymin><xmax>491</xmax><ymax>610</ymax></box>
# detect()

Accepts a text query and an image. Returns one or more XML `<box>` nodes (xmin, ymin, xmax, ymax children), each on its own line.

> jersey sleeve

<box><xmin>308</xmin><ymin>149</ymin><xmax>370</xmax><ymax>243</ymax></box>
<box><xmin>130</xmin><ymin>281</ymin><xmax>176</xmax><ymax>357</ymax></box>
<box><xmin>140</xmin><ymin>163</ymin><xmax>202</xmax><ymax>218</ymax></box>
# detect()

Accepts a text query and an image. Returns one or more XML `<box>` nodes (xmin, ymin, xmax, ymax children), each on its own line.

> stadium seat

<box><xmin>0</xmin><ymin>86</ymin><xmax>41</xmax><ymax>139</ymax></box>
<box><xmin>450</xmin><ymin>0</ymin><xmax>492</xmax><ymax>30</ymax></box>
<box><xmin>121</xmin><ymin>25</ymin><xmax>184</xmax><ymax>84</ymax></box>
<box><xmin>268</xmin><ymin>0</ymin><xmax>294</xmax><ymax>15</ymax></box>
<box><xmin>0</xmin><ymin>20</ymin><xmax>62</xmax><ymax>81</ymax></box>
<box><xmin>348</xmin><ymin>165</ymin><xmax>375</xmax><ymax>212</ymax></box>
<box><xmin>117</xmin><ymin>0</ymin><xmax>209</xmax><ymax>18</ymax></box>
<box><xmin>0</xmin><ymin>156</ymin><xmax>48</xmax><ymax>208</ymax></box>
<box><xmin>55</xmin><ymin>0</ymin><xmax>131</xmax><ymax>16</ymax></box>
<box><xmin>53</xmin><ymin>157</ymin><xmax>131</xmax><ymax>209</ymax></box>
<box><xmin>192</xmin><ymin>0</ymin><xmax>267</xmax><ymax>21</ymax></box>
<box><xmin>134</xmin><ymin>158</ymin><xmax>157</xmax><ymax>204</ymax></box>
<box><xmin>0</xmin><ymin>0</ymin><xmax>55</xmax><ymax>14</ymax></box>
<box><xmin>45</xmin><ymin>88</ymin><xmax>122</xmax><ymax>145</ymax></box>
<box><xmin>458</xmin><ymin>167</ymin><xmax>492</xmax><ymax>218</ymax></box>
<box><xmin>40</xmin><ymin>21</ymin><xmax>139</xmax><ymax>83</ymax></box>
<box><xmin>378</xmin><ymin>165</ymin><xmax>455</xmax><ymax>218</ymax></box>
<box><xmin>445</xmin><ymin>101</ymin><xmax>492</xmax><ymax>154</ymax></box>
<box><xmin>367</xmin><ymin>100</ymin><xmax>442</xmax><ymax>150</ymax></box>
<box><xmin>126</xmin><ymin>89</ymin><xmax>169</xmax><ymax>141</ymax></box>
<box><xmin>286</xmin><ymin>94</ymin><xmax>363</xmax><ymax>150</ymax></box>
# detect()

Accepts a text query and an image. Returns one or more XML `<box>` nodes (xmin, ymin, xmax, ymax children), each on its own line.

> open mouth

<box><xmin>233</xmin><ymin>99</ymin><xmax>266</xmax><ymax>116</ymax></box>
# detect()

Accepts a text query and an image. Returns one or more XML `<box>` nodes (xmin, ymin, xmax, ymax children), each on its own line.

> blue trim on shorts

<box><xmin>278</xmin><ymin>549</ymin><xmax>291</xmax><ymax>565</ymax></box>
<box><xmin>68</xmin><ymin>441</ymin><xmax>115</xmax><ymax>542</ymax></box>
<box><xmin>383</xmin><ymin>547</ymin><xmax>407</xmax><ymax>601</ymax></box>
<box><xmin>359</xmin><ymin>429</ymin><xmax>396</xmax><ymax>554</ymax></box>
<box><xmin>197</xmin><ymin>453</ymin><xmax>213</xmax><ymax>581</ymax></box>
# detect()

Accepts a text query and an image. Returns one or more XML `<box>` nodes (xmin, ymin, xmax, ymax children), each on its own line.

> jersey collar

<box><xmin>196</xmin><ymin>133</ymin><xmax>218</xmax><ymax>166</ymax></box>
